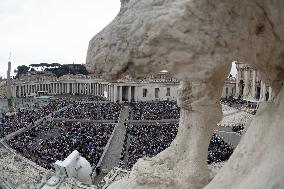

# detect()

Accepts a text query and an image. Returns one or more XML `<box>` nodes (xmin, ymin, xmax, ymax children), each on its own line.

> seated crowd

<box><xmin>120</xmin><ymin>123</ymin><xmax>234</xmax><ymax>169</ymax></box>
<box><xmin>8</xmin><ymin>121</ymin><xmax>115</xmax><ymax>169</ymax></box>
<box><xmin>0</xmin><ymin>100</ymin><xmax>68</xmax><ymax>137</ymax></box>
<box><xmin>124</xmin><ymin>123</ymin><xmax>178</xmax><ymax>168</ymax></box>
<box><xmin>221</xmin><ymin>98</ymin><xmax>257</xmax><ymax>115</ymax></box>
<box><xmin>207</xmin><ymin>134</ymin><xmax>234</xmax><ymax>164</ymax></box>
<box><xmin>56</xmin><ymin>94</ymin><xmax>106</xmax><ymax>102</ymax></box>
<box><xmin>130</xmin><ymin>101</ymin><xmax>180</xmax><ymax>120</ymax></box>
<box><xmin>52</xmin><ymin>102</ymin><xmax>121</xmax><ymax>120</ymax></box>
<box><xmin>3</xmin><ymin>98</ymin><xmax>235</xmax><ymax>172</ymax></box>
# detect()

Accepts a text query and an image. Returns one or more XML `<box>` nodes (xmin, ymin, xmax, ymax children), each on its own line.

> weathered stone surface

<box><xmin>0</xmin><ymin>144</ymin><xmax>47</xmax><ymax>189</ymax></box>
<box><xmin>86</xmin><ymin>0</ymin><xmax>284</xmax><ymax>188</ymax></box>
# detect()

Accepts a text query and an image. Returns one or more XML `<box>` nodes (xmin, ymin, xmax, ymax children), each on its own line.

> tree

<box><xmin>15</xmin><ymin>65</ymin><xmax>30</xmax><ymax>78</ymax></box>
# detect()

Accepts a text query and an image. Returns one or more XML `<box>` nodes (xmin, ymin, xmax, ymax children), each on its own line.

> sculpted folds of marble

<box><xmin>86</xmin><ymin>0</ymin><xmax>284</xmax><ymax>188</ymax></box>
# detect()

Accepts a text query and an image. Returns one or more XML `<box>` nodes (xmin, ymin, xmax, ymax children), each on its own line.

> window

<box><xmin>143</xmin><ymin>88</ymin><xmax>147</xmax><ymax>97</ymax></box>
<box><xmin>155</xmin><ymin>88</ymin><xmax>159</xmax><ymax>98</ymax></box>
<box><xmin>166</xmin><ymin>88</ymin><xmax>170</xmax><ymax>96</ymax></box>
<box><xmin>226</xmin><ymin>87</ymin><xmax>228</xmax><ymax>95</ymax></box>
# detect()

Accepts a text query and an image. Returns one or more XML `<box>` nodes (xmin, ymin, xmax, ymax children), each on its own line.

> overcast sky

<box><xmin>0</xmin><ymin>0</ymin><xmax>236</xmax><ymax>78</ymax></box>
<box><xmin>0</xmin><ymin>0</ymin><xmax>121</xmax><ymax>78</ymax></box>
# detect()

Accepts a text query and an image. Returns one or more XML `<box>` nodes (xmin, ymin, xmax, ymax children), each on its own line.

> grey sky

<box><xmin>0</xmin><ymin>0</ymin><xmax>120</xmax><ymax>78</ymax></box>
<box><xmin>0</xmin><ymin>0</ymin><xmax>237</xmax><ymax>78</ymax></box>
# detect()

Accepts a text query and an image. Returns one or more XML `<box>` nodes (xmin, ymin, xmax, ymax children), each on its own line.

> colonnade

<box><xmin>12</xmin><ymin>82</ymin><xmax>116</xmax><ymax>101</ymax></box>
<box><xmin>11</xmin><ymin>81</ymin><xmax>140</xmax><ymax>102</ymax></box>
<box><xmin>236</xmin><ymin>64</ymin><xmax>272</xmax><ymax>102</ymax></box>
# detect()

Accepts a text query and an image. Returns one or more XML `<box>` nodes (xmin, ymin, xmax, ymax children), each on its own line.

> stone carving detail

<box><xmin>86</xmin><ymin>0</ymin><xmax>284</xmax><ymax>188</ymax></box>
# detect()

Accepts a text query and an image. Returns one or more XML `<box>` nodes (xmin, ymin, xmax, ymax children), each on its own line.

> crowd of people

<box><xmin>56</xmin><ymin>94</ymin><xmax>106</xmax><ymax>102</ymax></box>
<box><xmin>218</xmin><ymin>109</ymin><xmax>253</xmax><ymax>128</ymax></box>
<box><xmin>120</xmin><ymin>123</ymin><xmax>234</xmax><ymax>169</ymax></box>
<box><xmin>52</xmin><ymin>102</ymin><xmax>121</xmax><ymax>120</ymax></box>
<box><xmin>221</xmin><ymin>98</ymin><xmax>258</xmax><ymax>115</ymax></box>
<box><xmin>8</xmin><ymin>121</ymin><xmax>115</xmax><ymax>169</ymax></box>
<box><xmin>122</xmin><ymin>123</ymin><xmax>179</xmax><ymax>168</ymax></box>
<box><xmin>207</xmin><ymin>134</ymin><xmax>234</xmax><ymax>164</ymax></box>
<box><xmin>129</xmin><ymin>101</ymin><xmax>180</xmax><ymax>120</ymax></box>
<box><xmin>232</xmin><ymin>125</ymin><xmax>245</xmax><ymax>135</ymax></box>
<box><xmin>0</xmin><ymin>100</ymin><xmax>68</xmax><ymax>137</ymax></box>
<box><xmin>2</xmin><ymin>97</ymin><xmax>238</xmax><ymax>172</ymax></box>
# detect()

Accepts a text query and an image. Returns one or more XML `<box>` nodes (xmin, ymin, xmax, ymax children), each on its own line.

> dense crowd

<box><xmin>130</xmin><ymin>101</ymin><xmax>180</xmax><ymax>120</ymax></box>
<box><xmin>3</xmin><ymin>98</ymin><xmax>237</xmax><ymax>172</ymax></box>
<box><xmin>219</xmin><ymin>109</ymin><xmax>253</xmax><ymax>127</ymax></box>
<box><xmin>56</xmin><ymin>95</ymin><xmax>106</xmax><ymax>102</ymax></box>
<box><xmin>8</xmin><ymin>121</ymin><xmax>115</xmax><ymax>169</ymax></box>
<box><xmin>207</xmin><ymin>134</ymin><xmax>234</xmax><ymax>164</ymax></box>
<box><xmin>119</xmin><ymin>123</ymin><xmax>178</xmax><ymax>168</ymax></box>
<box><xmin>120</xmin><ymin>123</ymin><xmax>234</xmax><ymax>169</ymax></box>
<box><xmin>221</xmin><ymin>98</ymin><xmax>257</xmax><ymax>115</ymax></box>
<box><xmin>0</xmin><ymin>100</ymin><xmax>68</xmax><ymax>137</ymax></box>
<box><xmin>52</xmin><ymin>102</ymin><xmax>121</xmax><ymax>120</ymax></box>
<box><xmin>232</xmin><ymin>125</ymin><xmax>244</xmax><ymax>135</ymax></box>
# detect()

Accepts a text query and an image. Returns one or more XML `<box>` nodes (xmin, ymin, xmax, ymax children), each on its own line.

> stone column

<box><xmin>67</xmin><ymin>83</ymin><xmax>70</xmax><ymax>94</ymax></box>
<box><xmin>135</xmin><ymin>86</ymin><xmax>139</xmax><ymax>102</ymax></box>
<box><xmin>243</xmin><ymin>70</ymin><xmax>249</xmax><ymax>99</ymax></box>
<box><xmin>235</xmin><ymin>68</ymin><xmax>240</xmax><ymax>98</ymax></box>
<box><xmin>12</xmin><ymin>85</ymin><xmax>16</xmax><ymax>98</ymax></box>
<box><xmin>109</xmin><ymin>85</ymin><xmax>112</xmax><ymax>101</ymax></box>
<box><xmin>134</xmin><ymin>80</ymin><xmax>224</xmax><ymax>188</ymax></box>
<box><xmin>98</xmin><ymin>84</ymin><xmax>100</xmax><ymax>96</ymax></box>
<box><xmin>268</xmin><ymin>86</ymin><xmax>273</xmax><ymax>101</ymax></box>
<box><xmin>251</xmin><ymin>70</ymin><xmax>256</xmax><ymax>99</ymax></box>
<box><xmin>51</xmin><ymin>83</ymin><xmax>54</xmax><ymax>94</ymax></box>
<box><xmin>77</xmin><ymin>83</ymin><xmax>79</xmax><ymax>94</ymax></box>
<box><xmin>60</xmin><ymin>83</ymin><xmax>62</xmax><ymax>94</ymax></box>
<box><xmin>87</xmin><ymin>83</ymin><xmax>90</xmax><ymax>94</ymax></box>
<box><xmin>260</xmin><ymin>81</ymin><xmax>266</xmax><ymax>101</ymax></box>
<box><xmin>92</xmin><ymin>83</ymin><xmax>95</xmax><ymax>94</ymax></box>
<box><xmin>128</xmin><ymin>86</ymin><xmax>132</xmax><ymax>102</ymax></box>
<box><xmin>113</xmin><ymin>85</ymin><xmax>117</xmax><ymax>102</ymax></box>
<box><xmin>119</xmin><ymin>86</ymin><xmax>123</xmax><ymax>102</ymax></box>
<box><xmin>23</xmin><ymin>85</ymin><xmax>26</xmax><ymax>96</ymax></box>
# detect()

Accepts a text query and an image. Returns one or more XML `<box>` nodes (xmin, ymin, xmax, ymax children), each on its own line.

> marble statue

<box><xmin>86</xmin><ymin>0</ymin><xmax>284</xmax><ymax>188</ymax></box>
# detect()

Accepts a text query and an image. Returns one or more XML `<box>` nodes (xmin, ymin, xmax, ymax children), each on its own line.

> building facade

<box><xmin>11</xmin><ymin>65</ymin><xmax>276</xmax><ymax>102</ymax></box>
<box><xmin>11</xmin><ymin>72</ymin><xmax>179</xmax><ymax>102</ymax></box>
<box><xmin>0</xmin><ymin>80</ymin><xmax>6</xmax><ymax>98</ymax></box>
<box><xmin>221</xmin><ymin>77</ymin><xmax>236</xmax><ymax>99</ymax></box>
<box><xmin>235</xmin><ymin>62</ymin><xmax>272</xmax><ymax>101</ymax></box>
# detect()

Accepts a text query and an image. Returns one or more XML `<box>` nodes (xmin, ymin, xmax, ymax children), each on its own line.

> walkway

<box><xmin>1</xmin><ymin>105</ymin><xmax>71</xmax><ymax>141</ymax></box>
<box><xmin>93</xmin><ymin>106</ymin><xmax>129</xmax><ymax>184</ymax></box>
<box><xmin>214</xmin><ymin>130</ymin><xmax>241</xmax><ymax>148</ymax></box>
<box><xmin>126</xmin><ymin>119</ymin><xmax>179</xmax><ymax>124</ymax></box>
<box><xmin>52</xmin><ymin>118</ymin><xmax>117</xmax><ymax>124</ymax></box>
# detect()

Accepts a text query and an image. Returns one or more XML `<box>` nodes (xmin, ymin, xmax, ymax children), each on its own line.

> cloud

<box><xmin>0</xmin><ymin>0</ymin><xmax>120</xmax><ymax>78</ymax></box>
